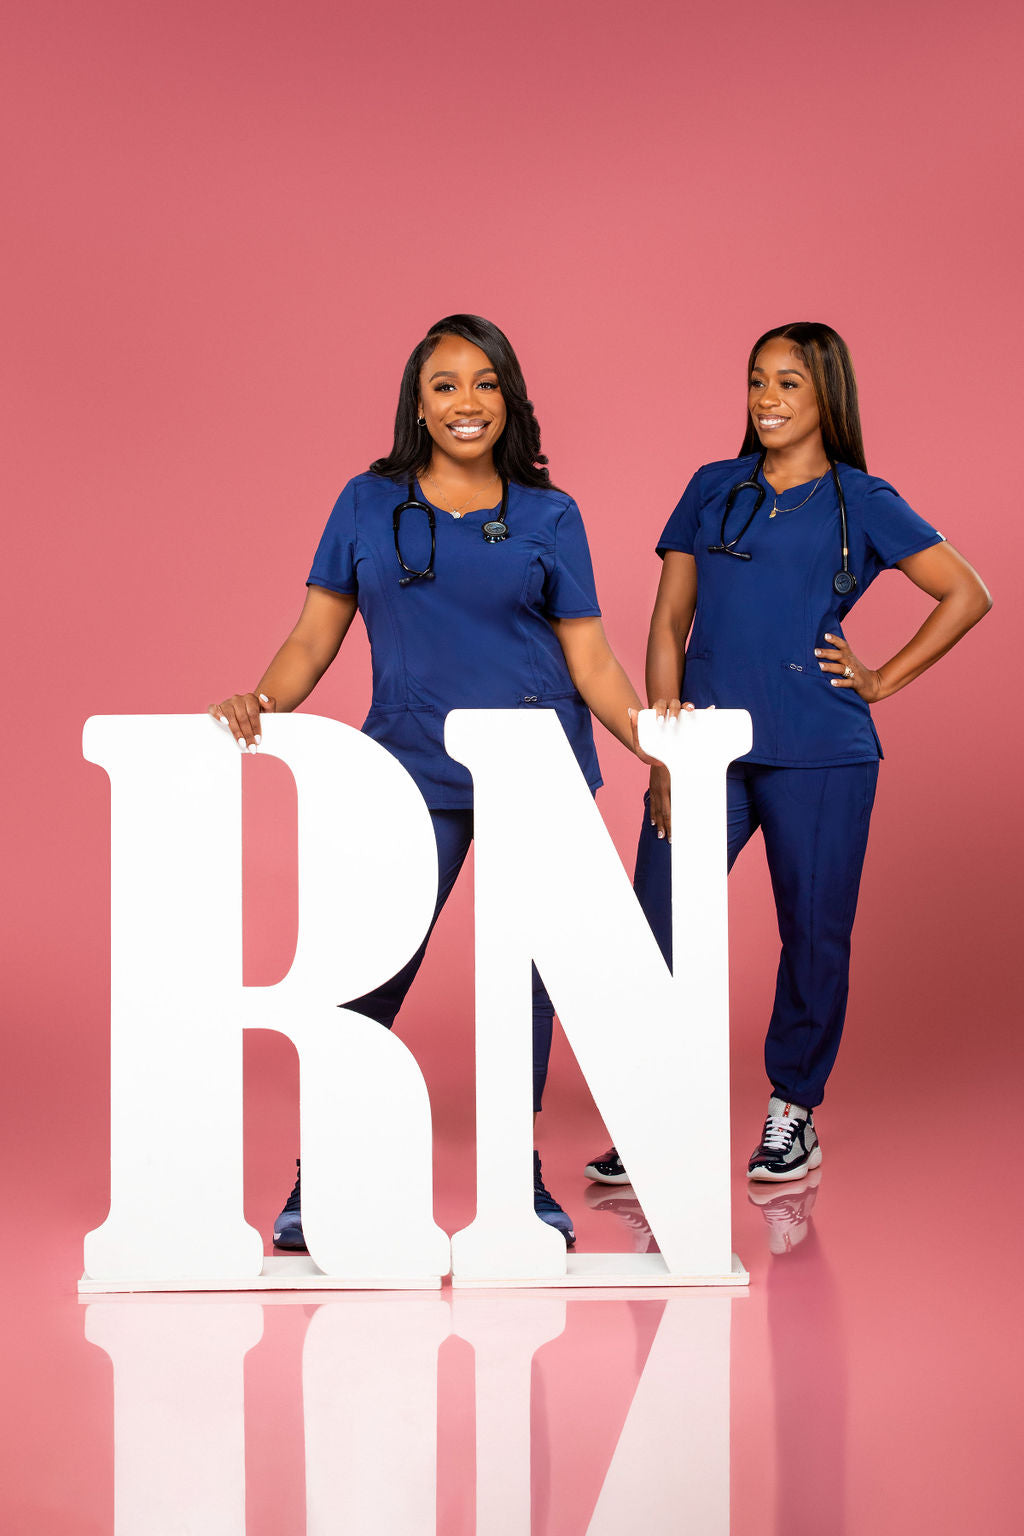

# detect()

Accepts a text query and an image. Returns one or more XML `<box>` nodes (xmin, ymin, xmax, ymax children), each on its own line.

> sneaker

<box><xmin>583</xmin><ymin>1146</ymin><xmax>630</xmax><ymax>1185</ymax></box>
<box><xmin>272</xmin><ymin>1159</ymin><xmax>307</xmax><ymax>1251</ymax></box>
<box><xmin>534</xmin><ymin>1151</ymin><xmax>575</xmax><ymax>1246</ymax></box>
<box><xmin>746</xmin><ymin>1098</ymin><xmax>822</xmax><ymax>1182</ymax></box>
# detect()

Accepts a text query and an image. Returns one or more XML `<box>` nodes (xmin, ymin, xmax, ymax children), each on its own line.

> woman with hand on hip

<box><xmin>585</xmin><ymin>321</ymin><xmax>990</xmax><ymax>1188</ymax></box>
<box><xmin>213</xmin><ymin>314</ymin><xmax>652</xmax><ymax>1250</ymax></box>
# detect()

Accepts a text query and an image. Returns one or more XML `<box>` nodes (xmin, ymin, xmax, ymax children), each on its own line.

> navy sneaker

<box><xmin>747</xmin><ymin>1098</ymin><xmax>822</xmax><ymax>1182</ymax></box>
<box><xmin>583</xmin><ymin>1146</ymin><xmax>630</xmax><ymax>1184</ymax></box>
<box><xmin>534</xmin><ymin>1152</ymin><xmax>575</xmax><ymax>1246</ymax></box>
<box><xmin>272</xmin><ymin>1160</ymin><xmax>307</xmax><ymax>1251</ymax></box>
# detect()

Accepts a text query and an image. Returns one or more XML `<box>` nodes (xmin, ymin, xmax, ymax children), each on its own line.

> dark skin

<box><xmin>210</xmin><ymin>332</ymin><xmax>666</xmax><ymax>756</ymax></box>
<box><xmin>209</xmin><ymin>333</ymin><xmax>678</xmax><ymax>1131</ymax></box>
<box><xmin>647</xmin><ymin>339</ymin><xmax>992</xmax><ymax>840</ymax></box>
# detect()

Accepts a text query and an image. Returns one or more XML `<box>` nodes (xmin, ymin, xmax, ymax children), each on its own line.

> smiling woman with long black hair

<box><xmin>213</xmin><ymin>314</ymin><xmax>651</xmax><ymax>1251</ymax></box>
<box><xmin>584</xmin><ymin>321</ymin><xmax>991</xmax><ymax>1191</ymax></box>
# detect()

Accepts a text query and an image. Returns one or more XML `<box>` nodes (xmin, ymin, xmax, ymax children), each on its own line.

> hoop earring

<box><xmin>417</xmin><ymin>416</ymin><xmax>426</xmax><ymax>427</ymax></box>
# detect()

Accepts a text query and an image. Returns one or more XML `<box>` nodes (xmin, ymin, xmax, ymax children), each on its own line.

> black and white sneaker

<box><xmin>747</xmin><ymin>1097</ymin><xmax>822</xmax><ymax>1182</ymax></box>
<box><xmin>583</xmin><ymin>1146</ymin><xmax>631</xmax><ymax>1185</ymax></box>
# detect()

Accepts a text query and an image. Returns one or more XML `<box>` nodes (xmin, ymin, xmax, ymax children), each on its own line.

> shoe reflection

<box><xmin>747</xmin><ymin>1167</ymin><xmax>822</xmax><ymax>1255</ymax></box>
<box><xmin>582</xmin><ymin>1182</ymin><xmax>659</xmax><ymax>1254</ymax></box>
<box><xmin>749</xmin><ymin>1170</ymin><xmax>848</xmax><ymax>1536</ymax></box>
<box><xmin>86</xmin><ymin>1285</ymin><xmax>739</xmax><ymax>1533</ymax></box>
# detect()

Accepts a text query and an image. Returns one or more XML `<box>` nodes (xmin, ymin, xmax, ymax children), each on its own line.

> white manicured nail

<box><xmin>254</xmin><ymin>734</ymin><xmax>261</xmax><ymax>745</ymax></box>
<box><xmin>237</xmin><ymin>737</ymin><xmax>246</xmax><ymax>749</ymax></box>
<box><xmin>247</xmin><ymin>743</ymin><xmax>258</xmax><ymax>753</ymax></box>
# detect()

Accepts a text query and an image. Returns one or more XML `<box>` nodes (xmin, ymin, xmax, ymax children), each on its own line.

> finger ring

<box><xmin>844</xmin><ymin>666</ymin><xmax>854</xmax><ymax>679</ymax></box>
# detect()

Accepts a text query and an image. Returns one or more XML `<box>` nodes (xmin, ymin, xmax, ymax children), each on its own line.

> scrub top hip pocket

<box><xmin>776</xmin><ymin>659</ymin><xmax>879</xmax><ymax>763</ymax></box>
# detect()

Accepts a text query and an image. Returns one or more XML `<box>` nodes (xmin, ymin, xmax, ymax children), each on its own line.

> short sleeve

<box><xmin>543</xmin><ymin>499</ymin><xmax>602</xmax><ymax>617</ymax></box>
<box><xmin>657</xmin><ymin>469</ymin><xmax>703</xmax><ymax>558</ymax></box>
<box><xmin>307</xmin><ymin>480</ymin><xmax>358</xmax><ymax>593</ymax></box>
<box><xmin>860</xmin><ymin>479</ymin><xmax>944</xmax><ymax>569</ymax></box>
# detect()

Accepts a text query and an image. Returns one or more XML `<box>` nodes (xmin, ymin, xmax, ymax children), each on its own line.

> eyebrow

<box><xmin>751</xmin><ymin>365</ymin><xmax>806</xmax><ymax>378</ymax></box>
<box><xmin>428</xmin><ymin>367</ymin><xmax>499</xmax><ymax>381</ymax></box>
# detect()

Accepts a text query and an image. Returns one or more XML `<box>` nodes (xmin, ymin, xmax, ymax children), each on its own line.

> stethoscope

<box><xmin>392</xmin><ymin>478</ymin><xmax>510</xmax><ymax>587</ymax></box>
<box><xmin>708</xmin><ymin>452</ymin><xmax>857</xmax><ymax>597</ymax></box>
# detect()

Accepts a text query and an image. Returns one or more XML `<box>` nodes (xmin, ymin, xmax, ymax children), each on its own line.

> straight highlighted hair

<box><xmin>740</xmin><ymin>323</ymin><xmax>867</xmax><ymax>473</ymax></box>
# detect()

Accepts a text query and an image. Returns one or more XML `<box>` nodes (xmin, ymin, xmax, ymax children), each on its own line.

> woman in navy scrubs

<box><xmin>585</xmin><ymin>322</ymin><xmax>991</xmax><ymax>1188</ymax></box>
<box><xmin>213</xmin><ymin>314</ymin><xmax>648</xmax><ymax>1248</ymax></box>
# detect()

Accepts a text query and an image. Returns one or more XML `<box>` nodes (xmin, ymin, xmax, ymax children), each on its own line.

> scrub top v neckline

<box><xmin>415</xmin><ymin>479</ymin><xmax>502</xmax><ymax>520</ymax></box>
<box><xmin>757</xmin><ymin>464</ymin><xmax>830</xmax><ymax>511</ymax></box>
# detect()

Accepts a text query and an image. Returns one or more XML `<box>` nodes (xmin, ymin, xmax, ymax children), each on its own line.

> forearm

<box><xmin>253</xmin><ymin>587</ymin><xmax>357</xmax><ymax>711</ymax></box>
<box><xmin>645</xmin><ymin>615</ymin><xmax>687</xmax><ymax>705</ymax></box>
<box><xmin>874</xmin><ymin>585</ymin><xmax>991</xmax><ymax>700</ymax></box>
<box><xmin>255</xmin><ymin>633</ymin><xmax>338</xmax><ymax>712</ymax></box>
<box><xmin>570</xmin><ymin>652</ymin><xmax>642</xmax><ymax>750</ymax></box>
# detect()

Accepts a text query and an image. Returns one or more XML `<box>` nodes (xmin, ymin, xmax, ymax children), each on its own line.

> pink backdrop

<box><xmin>2</xmin><ymin>2</ymin><xmax>1020</xmax><ymax>1521</ymax></box>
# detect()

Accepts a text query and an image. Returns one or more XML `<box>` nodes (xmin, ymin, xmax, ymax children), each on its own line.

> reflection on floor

<box><xmin>4</xmin><ymin>1148</ymin><xmax>1020</xmax><ymax>1534</ymax></box>
<box><xmin>86</xmin><ymin>1284</ymin><xmax>731</xmax><ymax>1534</ymax></box>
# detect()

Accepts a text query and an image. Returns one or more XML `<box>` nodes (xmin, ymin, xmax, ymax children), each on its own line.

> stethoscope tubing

<box><xmin>709</xmin><ymin>452</ymin><xmax>856</xmax><ymax>596</ymax></box>
<box><xmin>393</xmin><ymin>477</ymin><xmax>510</xmax><ymax>586</ymax></box>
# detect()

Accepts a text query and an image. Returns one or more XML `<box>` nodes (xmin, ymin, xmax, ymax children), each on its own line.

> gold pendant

<box><xmin>769</xmin><ymin>509</ymin><xmax>777</xmax><ymax>519</ymax></box>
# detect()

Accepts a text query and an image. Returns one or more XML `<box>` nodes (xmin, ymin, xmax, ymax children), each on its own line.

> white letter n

<box><xmin>445</xmin><ymin>708</ymin><xmax>751</xmax><ymax>1284</ymax></box>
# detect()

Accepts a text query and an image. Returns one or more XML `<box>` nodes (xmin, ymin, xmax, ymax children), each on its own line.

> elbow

<box><xmin>943</xmin><ymin>573</ymin><xmax>992</xmax><ymax>627</ymax></box>
<box><xmin>969</xmin><ymin>575</ymin><xmax>993</xmax><ymax>624</ymax></box>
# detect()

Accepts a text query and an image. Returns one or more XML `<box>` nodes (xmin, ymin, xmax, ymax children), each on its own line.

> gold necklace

<box><xmin>767</xmin><ymin>468</ymin><xmax>828</xmax><ymax>518</ymax></box>
<box><xmin>423</xmin><ymin>469</ymin><xmax>499</xmax><ymax>518</ymax></box>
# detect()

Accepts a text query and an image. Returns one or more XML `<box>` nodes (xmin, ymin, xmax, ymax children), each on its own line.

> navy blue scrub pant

<box><xmin>347</xmin><ymin>809</ymin><xmax>554</xmax><ymax>1113</ymax></box>
<box><xmin>633</xmin><ymin>760</ymin><xmax>879</xmax><ymax>1109</ymax></box>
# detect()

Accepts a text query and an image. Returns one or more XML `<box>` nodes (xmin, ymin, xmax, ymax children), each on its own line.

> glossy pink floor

<box><xmin>4</xmin><ymin>1083</ymin><xmax>1019</xmax><ymax>1535</ymax></box>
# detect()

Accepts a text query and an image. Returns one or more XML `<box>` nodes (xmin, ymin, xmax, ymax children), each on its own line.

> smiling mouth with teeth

<box><xmin>758</xmin><ymin>416</ymin><xmax>789</xmax><ymax>429</ymax></box>
<box><xmin>448</xmin><ymin>421</ymin><xmax>488</xmax><ymax>438</ymax></box>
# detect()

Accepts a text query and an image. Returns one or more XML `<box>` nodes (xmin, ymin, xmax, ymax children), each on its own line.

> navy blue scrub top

<box><xmin>308</xmin><ymin>471</ymin><xmax>603</xmax><ymax>807</ymax></box>
<box><xmin>658</xmin><ymin>455</ymin><xmax>945</xmax><ymax>767</ymax></box>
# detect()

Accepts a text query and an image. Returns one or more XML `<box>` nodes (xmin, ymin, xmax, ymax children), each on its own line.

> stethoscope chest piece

<box><xmin>713</xmin><ymin>453</ymin><xmax>859</xmax><ymax>598</ymax></box>
<box><xmin>393</xmin><ymin>477</ymin><xmax>511</xmax><ymax>584</ymax></box>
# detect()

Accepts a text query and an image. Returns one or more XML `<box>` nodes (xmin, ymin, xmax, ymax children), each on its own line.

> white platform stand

<box><xmin>79</xmin><ymin>1254</ymin><xmax>444</xmax><ymax>1294</ymax></box>
<box><xmin>452</xmin><ymin>1253</ymin><xmax>748</xmax><ymax>1289</ymax></box>
<box><xmin>79</xmin><ymin>1251</ymin><xmax>748</xmax><ymax>1294</ymax></box>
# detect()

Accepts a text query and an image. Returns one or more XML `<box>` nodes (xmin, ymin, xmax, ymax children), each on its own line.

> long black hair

<box><xmin>370</xmin><ymin>314</ymin><xmax>559</xmax><ymax>489</ymax></box>
<box><xmin>739</xmin><ymin>322</ymin><xmax>868</xmax><ymax>473</ymax></box>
